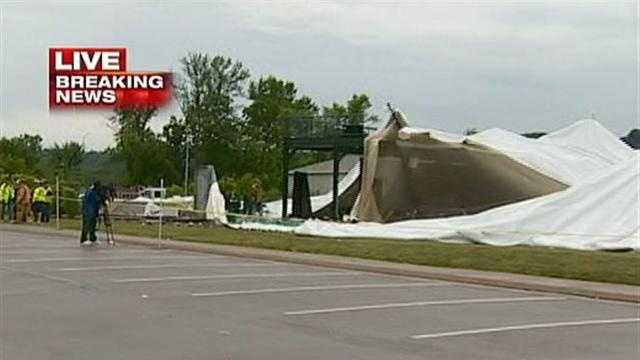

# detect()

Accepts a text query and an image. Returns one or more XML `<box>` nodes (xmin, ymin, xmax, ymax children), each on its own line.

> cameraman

<box><xmin>80</xmin><ymin>181</ymin><xmax>107</xmax><ymax>245</ymax></box>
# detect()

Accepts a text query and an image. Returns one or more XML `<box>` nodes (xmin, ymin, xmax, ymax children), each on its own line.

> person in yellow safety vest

<box><xmin>1</xmin><ymin>179</ymin><xmax>15</xmax><ymax>222</ymax></box>
<box><xmin>0</xmin><ymin>177</ymin><xmax>8</xmax><ymax>222</ymax></box>
<box><xmin>15</xmin><ymin>179</ymin><xmax>32</xmax><ymax>224</ymax></box>
<box><xmin>42</xmin><ymin>181</ymin><xmax>53</xmax><ymax>223</ymax></box>
<box><xmin>32</xmin><ymin>182</ymin><xmax>48</xmax><ymax>224</ymax></box>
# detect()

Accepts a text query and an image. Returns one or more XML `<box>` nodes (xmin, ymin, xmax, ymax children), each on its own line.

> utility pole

<box><xmin>158</xmin><ymin>178</ymin><xmax>164</xmax><ymax>241</ymax></box>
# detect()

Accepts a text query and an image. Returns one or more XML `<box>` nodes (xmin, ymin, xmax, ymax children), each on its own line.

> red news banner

<box><xmin>49</xmin><ymin>48</ymin><xmax>172</xmax><ymax>109</ymax></box>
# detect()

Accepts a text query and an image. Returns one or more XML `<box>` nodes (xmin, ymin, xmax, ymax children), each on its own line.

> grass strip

<box><xmin>49</xmin><ymin>219</ymin><xmax>640</xmax><ymax>286</ymax></box>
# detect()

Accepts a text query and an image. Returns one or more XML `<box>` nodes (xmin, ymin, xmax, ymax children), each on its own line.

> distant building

<box><xmin>288</xmin><ymin>154</ymin><xmax>360</xmax><ymax>196</ymax></box>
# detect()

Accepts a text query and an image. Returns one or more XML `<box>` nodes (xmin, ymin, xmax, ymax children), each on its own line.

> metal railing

<box><xmin>284</xmin><ymin>116</ymin><xmax>376</xmax><ymax>139</ymax></box>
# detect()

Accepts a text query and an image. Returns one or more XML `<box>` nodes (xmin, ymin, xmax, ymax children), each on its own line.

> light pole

<box><xmin>183</xmin><ymin>134</ymin><xmax>192</xmax><ymax>195</ymax></box>
<box><xmin>55</xmin><ymin>176</ymin><xmax>60</xmax><ymax>230</ymax></box>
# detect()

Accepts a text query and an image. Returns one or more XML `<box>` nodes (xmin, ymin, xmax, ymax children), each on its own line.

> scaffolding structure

<box><xmin>281</xmin><ymin>116</ymin><xmax>372</xmax><ymax>220</ymax></box>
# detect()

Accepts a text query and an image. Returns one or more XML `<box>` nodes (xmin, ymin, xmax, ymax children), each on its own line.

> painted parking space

<box><xmin>1</xmin><ymin>229</ymin><xmax>638</xmax><ymax>360</ymax></box>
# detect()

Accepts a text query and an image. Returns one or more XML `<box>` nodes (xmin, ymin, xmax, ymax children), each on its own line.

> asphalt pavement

<box><xmin>1</xmin><ymin>229</ymin><xmax>638</xmax><ymax>360</ymax></box>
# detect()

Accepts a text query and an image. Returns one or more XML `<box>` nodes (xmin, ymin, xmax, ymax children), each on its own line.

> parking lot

<box><xmin>1</xmin><ymin>230</ymin><xmax>638</xmax><ymax>360</ymax></box>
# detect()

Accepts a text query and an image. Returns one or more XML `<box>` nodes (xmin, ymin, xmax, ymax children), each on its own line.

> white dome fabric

<box><xmin>295</xmin><ymin>152</ymin><xmax>639</xmax><ymax>250</ymax></box>
<box><xmin>467</xmin><ymin>119</ymin><xmax>635</xmax><ymax>185</ymax></box>
<box><xmin>293</xmin><ymin>119</ymin><xmax>639</xmax><ymax>251</ymax></box>
<box><xmin>234</xmin><ymin>118</ymin><xmax>639</xmax><ymax>251</ymax></box>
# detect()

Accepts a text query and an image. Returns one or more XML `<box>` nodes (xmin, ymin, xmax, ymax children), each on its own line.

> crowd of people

<box><xmin>0</xmin><ymin>176</ymin><xmax>113</xmax><ymax>246</ymax></box>
<box><xmin>0</xmin><ymin>176</ymin><xmax>53</xmax><ymax>224</ymax></box>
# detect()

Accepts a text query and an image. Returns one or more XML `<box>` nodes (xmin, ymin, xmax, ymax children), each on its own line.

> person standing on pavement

<box><xmin>80</xmin><ymin>181</ymin><xmax>106</xmax><ymax>245</ymax></box>
<box><xmin>6</xmin><ymin>177</ymin><xmax>16</xmax><ymax>222</ymax></box>
<box><xmin>0</xmin><ymin>176</ymin><xmax>8</xmax><ymax>222</ymax></box>
<box><xmin>0</xmin><ymin>176</ymin><xmax>7</xmax><ymax>221</ymax></box>
<box><xmin>42</xmin><ymin>180</ymin><xmax>53</xmax><ymax>223</ymax></box>
<box><xmin>14</xmin><ymin>179</ymin><xmax>31</xmax><ymax>224</ymax></box>
<box><xmin>32</xmin><ymin>180</ymin><xmax>46</xmax><ymax>223</ymax></box>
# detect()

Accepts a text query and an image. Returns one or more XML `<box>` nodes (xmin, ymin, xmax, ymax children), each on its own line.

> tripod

<box><xmin>102</xmin><ymin>205</ymin><xmax>116</xmax><ymax>246</ymax></box>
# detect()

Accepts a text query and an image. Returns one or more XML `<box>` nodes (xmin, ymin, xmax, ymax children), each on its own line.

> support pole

<box><xmin>281</xmin><ymin>147</ymin><xmax>289</xmax><ymax>218</ymax></box>
<box><xmin>183</xmin><ymin>138</ymin><xmax>190</xmax><ymax>195</ymax></box>
<box><xmin>281</xmin><ymin>117</ymin><xmax>290</xmax><ymax>218</ymax></box>
<box><xmin>359</xmin><ymin>156</ymin><xmax>364</xmax><ymax>189</ymax></box>
<box><xmin>55</xmin><ymin>176</ymin><xmax>60</xmax><ymax>230</ymax></box>
<box><xmin>332</xmin><ymin>150</ymin><xmax>341</xmax><ymax>221</ymax></box>
<box><xmin>158</xmin><ymin>178</ymin><xmax>164</xmax><ymax>241</ymax></box>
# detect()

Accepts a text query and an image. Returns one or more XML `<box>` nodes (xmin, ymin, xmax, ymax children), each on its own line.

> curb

<box><xmin>3</xmin><ymin>224</ymin><xmax>639</xmax><ymax>303</ymax></box>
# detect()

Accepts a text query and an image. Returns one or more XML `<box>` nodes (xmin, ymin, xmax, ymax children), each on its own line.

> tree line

<box><xmin>3</xmin><ymin>52</ymin><xmax>380</xmax><ymax>200</ymax></box>
<box><xmin>108</xmin><ymin>52</ymin><xmax>379</xmax><ymax>198</ymax></box>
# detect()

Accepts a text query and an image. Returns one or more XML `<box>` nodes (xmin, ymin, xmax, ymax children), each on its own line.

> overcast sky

<box><xmin>0</xmin><ymin>1</ymin><xmax>637</xmax><ymax>150</ymax></box>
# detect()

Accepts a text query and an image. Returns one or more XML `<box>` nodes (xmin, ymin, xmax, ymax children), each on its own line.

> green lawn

<box><xmin>51</xmin><ymin>219</ymin><xmax>640</xmax><ymax>286</ymax></box>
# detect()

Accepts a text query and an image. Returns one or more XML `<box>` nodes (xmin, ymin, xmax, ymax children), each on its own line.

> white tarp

<box><xmin>205</xmin><ymin>181</ymin><xmax>228</xmax><ymax>224</ymax></box>
<box><xmin>237</xmin><ymin>118</ymin><xmax>639</xmax><ymax>251</ymax></box>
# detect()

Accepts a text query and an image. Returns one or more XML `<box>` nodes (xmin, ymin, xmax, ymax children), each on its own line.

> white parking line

<box><xmin>1</xmin><ymin>245</ymin><xmax>74</xmax><ymax>249</ymax></box>
<box><xmin>112</xmin><ymin>271</ymin><xmax>362</xmax><ymax>283</ymax></box>
<box><xmin>5</xmin><ymin>256</ymin><xmax>210</xmax><ymax>263</ymax></box>
<box><xmin>192</xmin><ymin>282</ymin><xmax>448</xmax><ymax>297</ymax></box>
<box><xmin>0</xmin><ymin>265</ymin><xmax>83</xmax><ymax>286</ymax></box>
<box><xmin>57</xmin><ymin>263</ymin><xmax>280</xmax><ymax>271</ymax></box>
<box><xmin>410</xmin><ymin>318</ymin><xmax>640</xmax><ymax>339</ymax></box>
<box><xmin>284</xmin><ymin>296</ymin><xmax>565</xmax><ymax>316</ymax></box>
<box><xmin>2</xmin><ymin>249</ymin><xmax>173</xmax><ymax>255</ymax></box>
